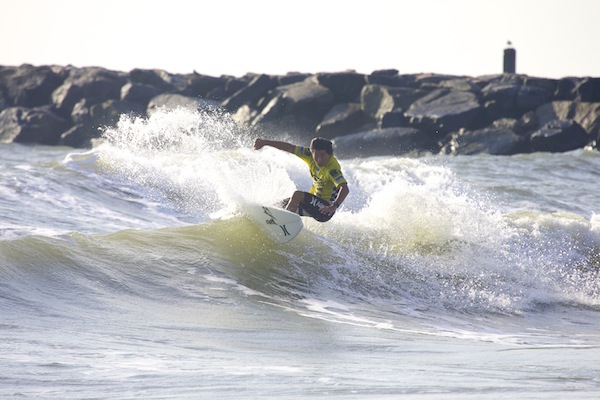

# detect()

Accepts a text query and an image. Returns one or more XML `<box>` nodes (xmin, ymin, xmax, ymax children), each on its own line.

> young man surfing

<box><xmin>253</xmin><ymin>137</ymin><xmax>350</xmax><ymax>222</ymax></box>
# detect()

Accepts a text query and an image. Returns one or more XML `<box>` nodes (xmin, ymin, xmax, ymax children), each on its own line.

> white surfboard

<box><xmin>243</xmin><ymin>204</ymin><xmax>303</xmax><ymax>244</ymax></box>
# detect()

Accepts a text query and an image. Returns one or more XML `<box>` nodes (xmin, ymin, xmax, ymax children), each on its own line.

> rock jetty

<box><xmin>1</xmin><ymin>64</ymin><xmax>599</xmax><ymax>158</ymax></box>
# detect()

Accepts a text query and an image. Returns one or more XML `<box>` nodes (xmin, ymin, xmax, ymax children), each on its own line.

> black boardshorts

<box><xmin>280</xmin><ymin>192</ymin><xmax>333</xmax><ymax>222</ymax></box>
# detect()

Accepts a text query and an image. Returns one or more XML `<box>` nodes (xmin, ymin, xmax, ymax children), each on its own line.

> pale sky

<box><xmin>2</xmin><ymin>0</ymin><xmax>599</xmax><ymax>79</ymax></box>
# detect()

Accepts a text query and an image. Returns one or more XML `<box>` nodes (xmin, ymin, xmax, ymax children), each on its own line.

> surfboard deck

<box><xmin>243</xmin><ymin>204</ymin><xmax>303</xmax><ymax>244</ymax></box>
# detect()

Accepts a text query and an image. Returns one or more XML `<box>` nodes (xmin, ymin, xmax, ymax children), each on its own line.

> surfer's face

<box><xmin>310</xmin><ymin>148</ymin><xmax>330</xmax><ymax>167</ymax></box>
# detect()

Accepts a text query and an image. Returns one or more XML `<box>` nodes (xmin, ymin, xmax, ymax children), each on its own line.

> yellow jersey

<box><xmin>294</xmin><ymin>145</ymin><xmax>348</xmax><ymax>202</ymax></box>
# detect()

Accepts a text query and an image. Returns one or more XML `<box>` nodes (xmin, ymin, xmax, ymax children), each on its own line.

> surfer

<box><xmin>253</xmin><ymin>137</ymin><xmax>349</xmax><ymax>222</ymax></box>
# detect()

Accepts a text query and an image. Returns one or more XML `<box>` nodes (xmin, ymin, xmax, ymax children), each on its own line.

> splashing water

<box><xmin>91</xmin><ymin>107</ymin><xmax>600</xmax><ymax>316</ymax></box>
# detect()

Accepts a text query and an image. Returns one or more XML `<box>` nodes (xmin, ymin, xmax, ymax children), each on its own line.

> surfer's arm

<box><xmin>321</xmin><ymin>183</ymin><xmax>349</xmax><ymax>216</ymax></box>
<box><xmin>253</xmin><ymin>138</ymin><xmax>295</xmax><ymax>154</ymax></box>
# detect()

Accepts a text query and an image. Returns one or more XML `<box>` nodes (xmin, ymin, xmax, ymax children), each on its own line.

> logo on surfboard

<box><xmin>262</xmin><ymin>207</ymin><xmax>291</xmax><ymax>236</ymax></box>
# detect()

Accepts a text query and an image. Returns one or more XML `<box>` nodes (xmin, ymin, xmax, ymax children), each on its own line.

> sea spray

<box><xmin>90</xmin><ymin>107</ymin><xmax>600</xmax><ymax>316</ymax></box>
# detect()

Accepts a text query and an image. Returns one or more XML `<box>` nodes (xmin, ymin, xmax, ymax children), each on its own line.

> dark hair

<box><xmin>310</xmin><ymin>137</ymin><xmax>333</xmax><ymax>155</ymax></box>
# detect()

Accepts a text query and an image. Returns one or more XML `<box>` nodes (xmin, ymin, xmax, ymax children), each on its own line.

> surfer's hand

<box><xmin>321</xmin><ymin>204</ymin><xmax>337</xmax><ymax>216</ymax></box>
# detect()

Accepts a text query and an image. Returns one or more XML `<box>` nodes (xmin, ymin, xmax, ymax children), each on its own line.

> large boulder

<box><xmin>89</xmin><ymin>99</ymin><xmax>145</xmax><ymax>128</ymax></box>
<box><xmin>51</xmin><ymin>67</ymin><xmax>128</xmax><ymax>117</ymax></box>
<box><xmin>120</xmin><ymin>82</ymin><xmax>160</xmax><ymax>106</ymax></box>
<box><xmin>0</xmin><ymin>106</ymin><xmax>69</xmax><ymax>145</ymax></box>
<box><xmin>185</xmin><ymin>72</ymin><xmax>227</xmax><ymax>97</ymax></box>
<box><xmin>573</xmin><ymin>78</ymin><xmax>600</xmax><ymax>102</ymax></box>
<box><xmin>60</xmin><ymin>123</ymin><xmax>99</xmax><ymax>148</ymax></box>
<box><xmin>573</xmin><ymin>102</ymin><xmax>600</xmax><ymax>141</ymax></box>
<box><xmin>481</xmin><ymin>78</ymin><xmax>522</xmax><ymax>120</ymax></box>
<box><xmin>251</xmin><ymin>78</ymin><xmax>335</xmax><ymax>133</ymax></box>
<box><xmin>536</xmin><ymin>101</ymin><xmax>600</xmax><ymax>139</ymax></box>
<box><xmin>333</xmin><ymin>127</ymin><xmax>426</xmax><ymax>158</ymax></box>
<box><xmin>530</xmin><ymin>120</ymin><xmax>590</xmax><ymax>153</ymax></box>
<box><xmin>70</xmin><ymin>98</ymin><xmax>92</xmax><ymax>125</ymax></box>
<box><xmin>220</xmin><ymin>74</ymin><xmax>277</xmax><ymax>111</ymax></box>
<box><xmin>479</xmin><ymin>75</ymin><xmax>554</xmax><ymax>120</ymax></box>
<box><xmin>147</xmin><ymin>93</ymin><xmax>220</xmax><ymax>116</ymax></box>
<box><xmin>275</xmin><ymin>79</ymin><xmax>335</xmax><ymax>116</ymax></box>
<box><xmin>316</xmin><ymin>103</ymin><xmax>364</xmax><ymax>138</ymax></box>
<box><xmin>277</xmin><ymin>73</ymin><xmax>312</xmax><ymax>86</ymax></box>
<box><xmin>129</xmin><ymin>68</ymin><xmax>179</xmax><ymax>92</ymax></box>
<box><xmin>440</xmin><ymin>127</ymin><xmax>528</xmax><ymax>155</ymax></box>
<box><xmin>554</xmin><ymin>77</ymin><xmax>580</xmax><ymax>101</ymax></box>
<box><xmin>51</xmin><ymin>81</ymin><xmax>84</xmax><ymax>118</ymax></box>
<box><xmin>360</xmin><ymin>85</ymin><xmax>429</xmax><ymax>126</ymax></box>
<box><xmin>0</xmin><ymin>64</ymin><xmax>65</xmax><ymax>107</ymax></box>
<box><xmin>535</xmin><ymin>101</ymin><xmax>572</xmax><ymax>126</ymax></box>
<box><xmin>205</xmin><ymin>76</ymin><xmax>250</xmax><ymax>101</ymax></box>
<box><xmin>0</xmin><ymin>92</ymin><xmax>9</xmax><ymax>113</ymax></box>
<box><xmin>314</xmin><ymin>72</ymin><xmax>366</xmax><ymax>103</ymax></box>
<box><xmin>366</xmin><ymin>69</ymin><xmax>416</xmax><ymax>87</ymax></box>
<box><xmin>405</xmin><ymin>89</ymin><xmax>483</xmax><ymax>134</ymax></box>
<box><xmin>515</xmin><ymin>84</ymin><xmax>553</xmax><ymax>113</ymax></box>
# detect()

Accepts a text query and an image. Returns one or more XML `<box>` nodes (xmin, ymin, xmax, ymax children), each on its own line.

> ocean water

<box><xmin>1</xmin><ymin>108</ymin><xmax>599</xmax><ymax>399</ymax></box>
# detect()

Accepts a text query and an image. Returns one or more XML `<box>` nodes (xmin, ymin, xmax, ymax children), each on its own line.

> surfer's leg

<box><xmin>285</xmin><ymin>191</ymin><xmax>305</xmax><ymax>213</ymax></box>
<box><xmin>298</xmin><ymin>193</ymin><xmax>333</xmax><ymax>222</ymax></box>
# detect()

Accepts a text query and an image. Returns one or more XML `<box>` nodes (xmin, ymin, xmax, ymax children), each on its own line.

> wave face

<box><xmin>1</xmin><ymin>108</ymin><xmax>600</xmax><ymax>398</ymax></box>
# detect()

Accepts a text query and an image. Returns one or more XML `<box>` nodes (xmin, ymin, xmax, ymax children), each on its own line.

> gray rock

<box><xmin>129</xmin><ymin>68</ymin><xmax>177</xmax><ymax>91</ymax></box>
<box><xmin>315</xmin><ymin>72</ymin><xmax>366</xmax><ymax>103</ymax></box>
<box><xmin>51</xmin><ymin>67</ymin><xmax>127</xmax><ymax>117</ymax></box>
<box><xmin>316</xmin><ymin>103</ymin><xmax>364</xmax><ymax>138</ymax></box>
<box><xmin>186</xmin><ymin>73</ymin><xmax>227</xmax><ymax>97</ymax></box>
<box><xmin>60</xmin><ymin>123</ymin><xmax>99</xmax><ymax>148</ymax></box>
<box><xmin>252</xmin><ymin>78</ymin><xmax>334</xmax><ymax>132</ymax></box>
<box><xmin>361</xmin><ymin>85</ymin><xmax>429</xmax><ymax>125</ymax></box>
<box><xmin>120</xmin><ymin>82</ymin><xmax>160</xmax><ymax>105</ymax></box>
<box><xmin>0</xmin><ymin>64</ymin><xmax>64</xmax><ymax>107</ymax></box>
<box><xmin>573</xmin><ymin>78</ymin><xmax>600</xmax><ymax>102</ymax></box>
<box><xmin>536</xmin><ymin>101</ymin><xmax>600</xmax><ymax>139</ymax></box>
<box><xmin>221</xmin><ymin>74</ymin><xmax>277</xmax><ymax>111</ymax></box>
<box><xmin>333</xmin><ymin>127</ymin><xmax>425</xmax><ymax>158</ymax></box>
<box><xmin>90</xmin><ymin>99</ymin><xmax>145</xmax><ymax>128</ymax></box>
<box><xmin>440</xmin><ymin>127</ymin><xmax>528</xmax><ymax>155</ymax></box>
<box><xmin>405</xmin><ymin>89</ymin><xmax>483</xmax><ymax>134</ymax></box>
<box><xmin>147</xmin><ymin>93</ymin><xmax>220</xmax><ymax>116</ymax></box>
<box><xmin>530</xmin><ymin>120</ymin><xmax>590</xmax><ymax>153</ymax></box>
<box><xmin>0</xmin><ymin>106</ymin><xmax>69</xmax><ymax>145</ymax></box>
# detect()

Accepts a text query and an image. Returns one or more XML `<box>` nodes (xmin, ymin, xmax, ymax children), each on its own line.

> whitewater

<box><xmin>1</xmin><ymin>107</ymin><xmax>599</xmax><ymax>399</ymax></box>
